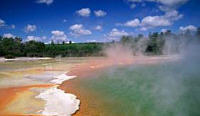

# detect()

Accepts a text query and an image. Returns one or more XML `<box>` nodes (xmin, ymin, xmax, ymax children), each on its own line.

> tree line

<box><xmin>0</xmin><ymin>28</ymin><xmax>200</xmax><ymax>58</ymax></box>
<box><xmin>0</xmin><ymin>37</ymin><xmax>104</xmax><ymax>58</ymax></box>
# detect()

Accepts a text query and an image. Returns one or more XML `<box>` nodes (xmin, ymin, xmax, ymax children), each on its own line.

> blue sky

<box><xmin>0</xmin><ymin>0</ymin><xmax>200</xmax><ymax>43</ymax></box>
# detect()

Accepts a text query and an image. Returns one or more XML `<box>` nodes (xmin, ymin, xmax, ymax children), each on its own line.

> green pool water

<box><xmin>79</xmin><ymin>61</ymin><xmax>200</xmax><ymax>116</ymax></box>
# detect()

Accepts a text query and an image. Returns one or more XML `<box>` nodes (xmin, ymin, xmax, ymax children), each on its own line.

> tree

<box><xmin>0</xmin><ymin>37</ymin><xmax>23</xmax><ymax>57</ymax></box>
<box><xmin>146</xmin><ymin>32</ymin><xmax>164</xmax><ymax>54</ymax></box>
<box><xmin>24</xmin><ymin>40</ymin><xmax>45</xmax><ymax>57</ymax></box>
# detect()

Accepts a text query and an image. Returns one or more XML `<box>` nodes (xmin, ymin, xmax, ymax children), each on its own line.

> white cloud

<box><xmin>155</xmin><ymin>0</ymin><xmax>189</xmax><ymax>12</ymax></box>
<box><xmin>36</xmin><ymin>0</ymin><xmax>54</xmax><ymax>5</ymax></box>
<box><xmin>179</xmin><ymin>25</ymin><xmax>197</xmax><ymax>32</ymax></box>
<box><xmin>70</xmin><ymin>24</ymin><xmax>83</xmax><ymax>30</ymax></box>
<box><xmin>121</xmin><ymin>10</ymin><xmax>182</xmax><ymax>31</ymax></box>
<box><xmin>87</xmin><ymin>39</ymin><xmax>97</xmax><ymax>43</ymax></box>
<box><xmin>25</xmin><ymin>24</ymin><xmax>37</xmax><ymax>33</ymax></box>
<box><xmin>141</xmin><ymin>10</ymin><xmax>182</xmax><ymax>27</ymax></box>
<box><xmin>141</xmin><ymin>16</ymin><xmax>171</xmax><ymax>27</ymax></box>
<box><xmin>109</xmin><ymin>28</ymin><xmax>129</xmax><ymax>37</ymax></box>
<box><xmin>140</xmin><ymin>10</ymin><xmax>182</xmax><ymax>30</ymax></box>
<box><xmin>3</xmin><ymin>33</ymin><xmax>15</xmax><ymax>38</ymax></box>
<box><xmin>94</xmin><ymin>10</ymin><xmax>107</xmax><ymax>17</ymax></box>
<box><xmin>124</xmin><ymin>18</ymin><xmax>140</xmax><ymax>27</ymax></box>
<box><xmin>161</xmin><ymin>28</ymin><xmax>168</xmax><ymax>33</ymax></box>
<box><xmin>0</xmin><ymin>19</ymin><xmax>5</xmax><ymax>27</ymax></box>
<box><xmin>127</xmin><ymin>0</ymin><xmax>189</xmax><ymax>11</ymax></box>
<box><xmin>152</xmin><ymin>0</ymin><xmax>188</xmax><ymax>7</ymax></box>
<box><xmin>107</xmin><ymin>28</ymin><xmax>129</xmax><ymax>40</ymax></box>
<box><xmin>70</xmin><ymin>24</ymin><xmax>92</xmax><ymax>36</ymax></box>
<box><xmin>128</xmin><ymin>0</ymin><xmax>188</xmax><ymax>7</ymax></box>
<box><xmin>164</xmin><ymin>10</ymin><xmax>183</xmax><ymax>20</ymax></box>
<box><xmin>76</xmin><ymin>8</ymin><xmax>91</xmax><ymax>17</ymax></box>
<box><xmin>95</xmin><ymin>25</ymin><xmax>102</xmax><ymax>31</ymax></box>
<box><xmin>51</xmin><ymin>30</ymin><xmax>68</xmax><ymax>43</ymax></box>
<box><xmin>26</xmin><ymin>36</ymin><xmax>46</xmax><ymax>42</ymax></box>
<box><xmin>51</xmin><ymin>30</ymin><xmax>65</xmax><ymax>36</ymax></box>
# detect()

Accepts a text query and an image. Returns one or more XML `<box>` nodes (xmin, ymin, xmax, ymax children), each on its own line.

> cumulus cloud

<box><xmin>25</xmin><ymin>24</ymin><xmax>37</xmax><ymax>33</ymax></box>
<box><xmin>121</xmin><ymin>10</ymin><xmax>182</xmax><ymax>31</ymax></box>
<box><xmin>51</xmin><ymin>30</ymin><xmax>68</xmax><ymax>43</ymax></box>
<box><xmin>95</xmin><ymin>25</ymin><xmax>102</xmax><ymax>31</ymax></box>
<box><xmin>70</xmin><ymin>24</ymin><xmax>82</xmax><ymax>30</ymax></box>
<box><xmin>156</xmin><ymin>0</ymin><xmax>189</xmax><ymax>13</ymax></box>
<box><xmin>107</xmin><ymin>28</ymin><xmax>129</xmax><ymax>40</ymax></box>
<box><xmin>141</xmin><ymin>10</ymin><xmax>182</xmax><ymax>28</ymax></box>
<box><xmin>70</xmin><ymin>24</ymin><xmax>92</xmax><ymax>36</ymax></box>
<box><xmin>76</xmin><ymin>8</ymin><xmax>91</xmax><ymax>17</ymax></box>
<box><xmin>0</xmin><ymin>19</ymin><xmax>5</xmax><ymax>27</ymax></box>
<box><xmin>3</xmin><ymin>33</ymin><xmax>15</xmax><ymax>38</ymax></box>
<box><xmin>94</xmin><ymin>10</ymin><xmax>107</xmax><ymax>17</ymax></box>
<box><xmin>141</xmin><ymin>16</ymin><xmax>170</xmax><ymax>27</ymax></box>
<box><xmin>127</xmin><ymin>0</ymin><xmax>189</xmax><ymax>11</ymax></box>
<box><xmin>36</xmin><ymin>0</ymin><xmax>54</xmax><ymax>5</ymax></box>
<box><xmin>179</xmin><ymin>25</ymin><xmax>197</xmax><ymax>32</ymax></box>
<box><xmin>26</xmin><ymin>36</ymin><xmax>46</xmax><ymax>42</ymax></box>
<box><xmin>126</xmin><ymin>0</ymin><xmax>188</xmax><ymax>27</ymax></box>
<box><xmin>124</xmin><ymin>18</ymin><xmax>140</xmax><ymax>27</ymax></box>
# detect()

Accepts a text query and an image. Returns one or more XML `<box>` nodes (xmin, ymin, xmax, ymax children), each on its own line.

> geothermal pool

<box><xmin>62</xmin><ymin>58</ymin><xmax>200</xmax><ymax>116</ymax></box>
